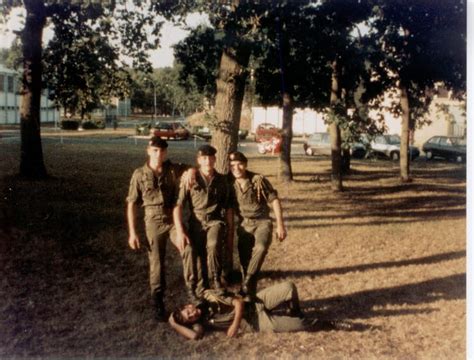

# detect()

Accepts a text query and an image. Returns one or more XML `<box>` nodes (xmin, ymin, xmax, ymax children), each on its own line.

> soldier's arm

<box><xmin>271</xmin><ymin>198</ymin><xmax>287</xmax><ymax>242</ymax></box>
<box><xmin>227</xmin><ymin>297</ymin><xmax>244</xmax><ymax>338</ymax></box>
<box><xmin>172</xmin><ymin>204</ymin><xmax>191</xmax><ymax>253</ymax></box>
<box><xmin>168</xmin><ymin>313</ymin><xmax>204</xmax><ymax>340</ymax></box>
<box><xmin>127</xmin><ymin>201</ymin><xmax>140</xmax><ymax>250</ymax></box>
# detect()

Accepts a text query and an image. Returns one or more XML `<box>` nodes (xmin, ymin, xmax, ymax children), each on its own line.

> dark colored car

<box><xmin>255</xmin><ymin>123</ymin><xmax>281</xmax><ymax>142</ymax></box>
<box><xmin>422</xmin><ymin>136</ymin><xmax>466</xmax><ymax>162</ymax></box>
<box><xmin>189</xmin><ymin>126</ymin><xmax>248</xmax><ymax>141</ymax></box>
<box><xmin>153</xmin><ymin>121</ymin><xmax>190</xmax><ymax>140</ymax></box>
<box><xmin>368</xmin><ymin>134</ymin><xmax>420</xmax><ymax>161</ymax></box>
<box><xmin>303</xmin><ymin>132</ymin><xmax>367</xmax><ymax>159</ymax></box>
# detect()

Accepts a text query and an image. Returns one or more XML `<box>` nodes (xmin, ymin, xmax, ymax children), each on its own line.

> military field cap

<box><xmin>197</xmin><ymin>144</ymin><xmax>217</xmax><ymax>156</ymax></box>
<box><xmin>229</xmin><ymin>151</ymin><xmax>248</xmax><ymax>164</ymax></box>
<box><xmin>148</xmin><ymin>136</ymin><xmax>168</xmax><ymax>149</ymax></box>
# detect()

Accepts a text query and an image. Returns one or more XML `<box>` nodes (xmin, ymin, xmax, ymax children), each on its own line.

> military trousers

<box><xmin>144</xmin><ymin>217</ymin><xmax>172</xmax><ymax>298</ymax></box>
<box><xmin>188</xmin><ymin>219</ymin><xmax>225</xmax><ymax>295</ymax></box>
<box><xmin>250</xmin><ymin>281</ymin><xmax>308</xmax><ymax>333</ymax></box>
<box><xmin>237</xmin><ymin>218</ymin><xmax>273</xmax><ymax>282</ymax></box>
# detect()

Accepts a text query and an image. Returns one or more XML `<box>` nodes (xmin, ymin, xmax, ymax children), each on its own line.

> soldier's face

<box><xmin>230</xmin><ymin>161</ymin><xmax>247</xmax><ymax>179</ymax></box>
<box><xmin>197</xmin><ymin>155</ymin><xmax>216</xmax><ymax>172</ymax></box>
<box><xmin>180</xmin><ymin>304</ymin><xmax>202</xmax><ymax>324</ymax></box>
<box><xmin>147</xmin><ymin>146</ymin><xmax>167</xmax><ymax>165</ymax></box>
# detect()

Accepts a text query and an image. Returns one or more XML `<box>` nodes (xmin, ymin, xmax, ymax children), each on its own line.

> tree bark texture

<box><xmin>278</xmin><ymin>92</ymin><xmax>293</xmax><ymax>182</ymax></box>
<box><xmin>211</xmin><ymin>46</ymin><xmax>250</xmax><ymax>174</ymax></box>
<box><xmin>399</xmin><ymin>84</ymin><xmax>411</xmax><ymax>182</ymax></box>
<box><xmin>20</xmin><ymin>0</ymin><xmax>48</xmax><ymax>179</ymax></box>
<box><xmin>329</xmin><ymin>59</ymin><xmax>343</xmax><ymax>191</ymax></box>
<box><xmin>341</xmin><ymin>148</ymin><xmax>351</xmax><ymax>174</ymax></box>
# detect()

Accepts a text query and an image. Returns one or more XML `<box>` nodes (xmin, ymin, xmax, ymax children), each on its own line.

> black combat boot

<box><xmin>153</xmin><ymin>293</ymin><xmax>166</xmax><ymax>322</ymax></box>
<box><xmin>241</xmin><ymin>275</ymin><xmax>256</xmax><ymax>298</ymax></box>
<box><xmin>288</xmin><ymin>300</ymin><xmax>304</xmax><ymax>318</ymax></box>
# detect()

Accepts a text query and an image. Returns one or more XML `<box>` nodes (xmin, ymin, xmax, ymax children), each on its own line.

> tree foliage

<box><xmin>0</xmin><ymin>0</ymin><xmax>163</xmax><ymax>178</ymax></box>
<box><xmin>367</xmin><ymin>0</ymin><xmax>466</xmax><ymax>181</ymax></box>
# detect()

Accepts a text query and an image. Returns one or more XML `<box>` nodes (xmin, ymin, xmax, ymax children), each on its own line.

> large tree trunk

<box><xmin>211</xmin><ymin>46</ymin><xmax>250</xmax><ymax>174</ymax></box>
<box><xmin>329</xmin><ymin>59</ymin><xmax>343</xmax><ymax>191</ymax></box>
<box><xmin>278</xmin><ymin>92</ymin><xmax>293</xmax><ymax>182</ymax></box>
<box><xmin>20</xmin><ymin>0</ymin><xmax>48</xmax><ymax>179</ymax></box>
<box><xmin>399</xmin><ymin>84</ymin><xmax>411</xmax><ymax>182</ymax></box>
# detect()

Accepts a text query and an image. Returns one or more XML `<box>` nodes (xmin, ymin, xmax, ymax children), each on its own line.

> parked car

<box><xmin>422</xmin><ymin>136</ymin><xmax>466</xmax><ymax>162</ymax></box>
<box><xmin>153</xmin><ymin>121</ymin><xmax>190</xmax><ymax>140</ymax></box>
<box><xmin>303</xmin><ymin>132</ymin><xmax>367</xmax><ymax>159</ymax></box>
<box><xmin>238</xmin><ymin>129</ymin><xmax>249</xmax><ymax>140</ymax></box>
<box><xmin>189</xmin><ymin>126</ymin><xmax>248</xmax><ymax>141</ymax></box>
<box><xmin>189</xmin><ymin>125</ymin><xmax>212</xmax><ymax>140</ymax></box>
<box><xmin>255</xmin><ymin>123</ymin><xmax>281</xmax><ymax>142</ymax></box>
<box><xmin>368</xmin><ymin>134</ymin><xmax>420</xmax><ymax>160</ymax></box>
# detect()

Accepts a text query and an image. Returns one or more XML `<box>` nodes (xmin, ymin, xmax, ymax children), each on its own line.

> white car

<box><xmin>369</xmin><ymin>134</ymin><xmax>420</xmax><ymax>160</ymax></box>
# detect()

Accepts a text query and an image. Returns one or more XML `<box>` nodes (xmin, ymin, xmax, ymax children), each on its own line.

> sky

<box><xmin>0</xmin><ymin>9</ymin><xmax>208</xmax><ymax>69</ymax></box>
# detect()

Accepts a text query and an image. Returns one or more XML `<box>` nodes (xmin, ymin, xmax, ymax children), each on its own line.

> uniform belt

<box><xmin>196</xmin><ymin>213</ymin><xmax>223</xmax><ymax>222</ymax></box>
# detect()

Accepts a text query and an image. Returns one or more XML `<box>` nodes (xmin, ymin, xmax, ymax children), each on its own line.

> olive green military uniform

<box><xmin>200</xmin><ymin>281</ymin><xmax>308</xmax><ymax>333</ymax></box>
<box><xmin>177</xmin><ymin>171</ymin><xmax>230</xmax><ymax>295</ymax></box>
<box><xmin>230</xmin><ymin>171</ymin><xmax>279</xmax><ymax>294</ymax></box>
<box><xmin>126</xmin><ymin>160</ymin><xmax>191</xmax><ymax>300</ymax></box>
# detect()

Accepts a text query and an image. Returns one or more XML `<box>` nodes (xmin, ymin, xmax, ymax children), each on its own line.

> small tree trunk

<box><xmin>329</xmin><ymin>59</ymin><xmax>343</xmax><ymax>191</ymax></box>
<box><xmin>399</xmin><ymin>84</ymin><xmax>411</xmax><ymax>182</ymax></box>
<box><xmin>211</xmin><ymin>46</ymin><xmax>250</xmax><ymax>174</ymax></box>
<box><xmin>341</xmin><ymin>148</ymin><xmax>351</xmax><ymax>174</ymax></box>
<box><xmin>20</xmin><ymin>0</ymin><xmax>48</xmax><ymax>179</ymax></box>
<box><xmin>278</xmin><ymin>92</ymin><xmax>293</xmax><ymax>182</ymax></box>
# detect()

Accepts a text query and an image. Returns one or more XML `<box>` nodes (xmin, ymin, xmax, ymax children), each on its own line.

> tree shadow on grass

<box><xmin>261</xmin><ymin>250</ymin><xmax>465</xmax><ymax>279</ymax></box>
<box><xmin>301</xmin><ymin>272</ymin><xmax>465</xmax><ymax>322</ymax></box>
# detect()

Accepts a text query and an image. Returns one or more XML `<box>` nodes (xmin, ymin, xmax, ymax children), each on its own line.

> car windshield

<box><xmin>386</xmin><ymin>135</ymin><xmax>401</xmax><ymax>145</ymax></box>
<box><xmin>451</xmin><ymin>137</ymin><xmax>466</xmax><ymax>146</ymax></box>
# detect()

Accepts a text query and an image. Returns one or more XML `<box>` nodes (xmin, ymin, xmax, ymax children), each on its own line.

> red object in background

<box><xmin>255</xmin><ymin>123</ymin><xmax>281</xmax><ymax>142</ymax></box>
<box><xmin>257</xmin><ymin>136</ymin><xmax>282</xmax><ymax>154</ymax></box>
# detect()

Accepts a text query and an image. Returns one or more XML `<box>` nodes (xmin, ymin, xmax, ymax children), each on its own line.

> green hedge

<box><xmin>60</xmin><ymin>120</ymin><xmax>80</xmax><ymax>130</ymax></box>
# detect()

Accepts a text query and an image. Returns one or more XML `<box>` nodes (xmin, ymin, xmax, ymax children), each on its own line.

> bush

<box><xmin>60</xmin><ymin>120</ymin><xmax>80</xmax><ymax>130</ymax></box>
<box><xmin>81</xmin><ymin>120</ymin><xmax>106</xmax><ymax>130</ymax></box>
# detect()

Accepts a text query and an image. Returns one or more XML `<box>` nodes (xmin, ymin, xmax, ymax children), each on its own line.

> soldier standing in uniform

<box><xmin>174</xmin><ymin>145</ymin><xmax>233</xmax><ymax>300</ymax></box>
<box><xmin>126</xmin><ymin>136</ymin><xmax>193</xmax><ymax>322</ymax></box>
<box><xmin>228</xmin><ymin>151</ymin><xmax>287</xmax><ymax>297</ymax></box>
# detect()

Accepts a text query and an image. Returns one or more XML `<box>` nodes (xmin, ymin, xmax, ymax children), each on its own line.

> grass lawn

<box><xmin>0</xmin><ymin>138</ymin><xmax>466</xmax><ymax>359</ymax></box>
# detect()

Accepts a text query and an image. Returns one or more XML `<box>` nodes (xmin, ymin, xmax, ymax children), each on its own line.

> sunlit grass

<box><xmin>0</xmin><ymin>139</ymin><xmax>466</xmax><ymax>359</ymax></box>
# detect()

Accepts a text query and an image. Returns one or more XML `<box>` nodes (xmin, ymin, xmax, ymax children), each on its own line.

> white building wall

<box><xmin>251</xmin><ymin>106</ymin><xmax>327</xmax><ymax>135</ymax></box>
<box><xmin>0</xmin><ymin>65</ymin><xmax>59</xmax><ymax>125</ymax></box>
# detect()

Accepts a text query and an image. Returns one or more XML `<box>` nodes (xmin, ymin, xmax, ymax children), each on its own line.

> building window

<box><xmin>0</xmin><ymin>75</ymin><xmax>4</xmax><ymax>92</ymax></box>
<box><xmin>7</xmin><ymin>76</ymin><xmax>14</xmax><ymax>92</ymax></box>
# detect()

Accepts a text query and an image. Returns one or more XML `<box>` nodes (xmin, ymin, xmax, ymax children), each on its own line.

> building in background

<box><xmin>0</xmin><ymin>64</ymin><xmax>59</xmax><ymax>125</ymax></box>
<box><xmin>1</xmin><ymin>64</ymin><xmax>131</xmax><ymax>126</ymax></box>
<box><xmin>251</xmin><ymin>90</ymin><xmax>465</xmax><ymax>148</ymax></box>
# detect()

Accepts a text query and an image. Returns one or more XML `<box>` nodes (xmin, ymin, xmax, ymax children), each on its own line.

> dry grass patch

<box><xmin>0</xmin><ymin>141</ymin><xmax>465</xmax><ymax>359</ymax></box>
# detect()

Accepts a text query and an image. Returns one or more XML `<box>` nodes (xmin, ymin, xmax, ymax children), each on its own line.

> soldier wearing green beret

<box><xmin>174</xmin><ymin>145</ymin><xmax>233</xmax><ymax>300</ymax></box>
<box><xmin>228</xmin><ymin>151</ymin><xmax>287</xmax><ymax>297</ymax></box>
<box><xmin>126</xmin><ymin>136</ymin><xmax>193</xmax><ymax>322</ymax></box>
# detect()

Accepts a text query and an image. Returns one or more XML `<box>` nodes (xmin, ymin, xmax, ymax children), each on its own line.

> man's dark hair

<box><xmin>171</xmin><ymin>305</ymin><xmax>188</xmax><ymax>326</ymax></box>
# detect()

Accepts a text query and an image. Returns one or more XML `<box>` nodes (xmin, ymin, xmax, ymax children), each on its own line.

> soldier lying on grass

<box><xmin>168</xmin><ymin>281</ymin><xmax>315</xmax><ymax>339</ymax></box>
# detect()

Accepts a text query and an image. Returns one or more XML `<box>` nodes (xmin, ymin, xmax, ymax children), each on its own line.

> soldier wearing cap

<box><xmin>126</xmin><ymin>136</ymin><xmax>193</xmax><ymax>322</ymax></box>
<box><xmin>228</xmin><ymin>151</ymin><xmax>287</xmax><ymax>297</ymax></box>
<box><xmin>174</xmin><ymin>145</ymin><xmax>233</xmax><ymax>300</ymax></box>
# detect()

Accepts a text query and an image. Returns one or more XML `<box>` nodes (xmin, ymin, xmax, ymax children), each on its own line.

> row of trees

<box><xmin>1</xmin><ymin>1</ymin><xmax>466</xmax><ymax>189</ymax></box>
<box><xmin>172</xmin><ymin>0</ymin><xmax>466</xmax><ymax>188</ymax></box>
